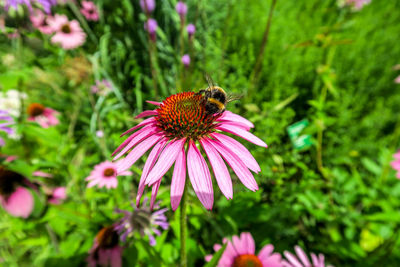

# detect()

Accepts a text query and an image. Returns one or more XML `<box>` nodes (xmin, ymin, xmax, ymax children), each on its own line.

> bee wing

<box><xmin>226</xmin><ymin>93</ymin><xmax>244</xmax><ymax>103</ymax></box>
<box><xmin>204</xmin><ymin>73</ymin><xmax>216</xmax><ymax>89</ymax></box>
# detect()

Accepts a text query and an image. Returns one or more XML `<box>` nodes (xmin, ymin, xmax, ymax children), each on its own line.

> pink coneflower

<box><xmin>144</xmin><ymin>18</ymin><xmax>157</xmax><ymax>42</ymax></box>
<box><xmin>205</xmin><ymin>232</ymin><xmax>283</xmax><ymax>267</ymax></box>
<box><xmin>113</xmin><ymin>92</ymin><xmax>267</xmax><ymax>211</ymax></box>
<box><xmin>87</xmin><ymin>225</ymin><xmax>123</xmax><ymax>267</ymax></box>
<box><xmin>30</xmin><ymin>9</ymin><xmax>54</xmax><ymax>34</ymax></box>
<box><xmin>85</xmin><ymin>161</ymin><xmax>132</xmax><ymax>189</ymax></box>
<box><xmin>27</xmin><ymin>103</ymin><xmax>59</xmax><ymax>128</ymax></box>
<box><xmin>140</xmin><ymin>0</ymin><xmax>155</xmax><ymax>13</ymax></box>
<box><xmin>0</xmin><ymin>167</ymin><xmax>34</xmax><ymax>218</ymax></box>
<box><xmin>48</xmin><ymin>14</ymin><xmax>86</xmax><ymax>50</ymax></box>
<box><xmin>391</xmin><ymin>151</ymin><xmax>400</xmax><ymax>179</ymax></box>
<box><xmin>282</xmin><ymin>246</ymin><xmax>333</xmax><ymax>267</ymax></box>
<box><xmin>48</xmin><ymin>186</ymin><xmax>67</xmax><ymax>204</ymax></box>
<box><xmin>176</xmin><ymin>1</ymin><xmax>188</xmax><ymax>19</ymax></box>
<box><xmin>115</xmin><ymin>198</ymin><xmax>169</xmax><ymax>246</ymax></box>
<box><xmin>181</xmin><ymin>54</ymin><xmax>190</xmax><ymax>67</ymax></box>
<box><xmin>187</xmin><ymin>23</ymin><xmax>195</xmax><ymax>37</ymax></box>
<box><xmin>80</xmin><ymin>1</ymin><xmax>99</xmax><ymax>21</ymax></box>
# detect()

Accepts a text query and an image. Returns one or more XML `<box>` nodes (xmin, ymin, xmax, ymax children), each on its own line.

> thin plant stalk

<box><xmin>180</xmin><ymin>183</ymin><xmax>188</xmax><ymax>267</ymax></box>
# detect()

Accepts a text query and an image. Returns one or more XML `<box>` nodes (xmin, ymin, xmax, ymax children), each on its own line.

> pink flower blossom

<box><xmin>80</xmin><ymin>1</ymin><xmax>99</xmax><ymax>21</ymax></box>
<box><xmin>85</xmin><ymin>161</ymin><xmax>132</xmax><ymax>189</ymax></box>
<box><xmin>0</xmin><ymin>167</ymin><xmax>34</xmax><ymax>218</ymax></box>
<box><xmin>187</xmin><ymin>23</ymin><xmax>195</xmax><ymax>37</ymax></box>
<box><xmin>176</xmin><ymin>1</ymin><xmax>187</xmax><ymax>18</ymax></box>
<box><xmin>87</xmin><ymin>225</ymin><xmax>123</xmax><ymax>267</ymax></box>
<box><xmin>181</xmin><ymin>54</ymin><xmax>190</xmax><ymax>67</ymax></box>
<box><xmin>344</xmin><ymin>0</ymin><xmax>371</xmax><ymax>11</ymax></box>
<box><xmin>205</xmin><ymin>232</ymin><xmax>283</xmax><ymax>267</ymax></box>
<box><xmin>394</xmin><ymin>75</ymin><xmax>400</xmax><ymax>84</ymax></box>
<box><xmin>140</xmin><ymin>0</ymin><xmax>155</xmax><ymax>13</ymax></box>
<box><xmin>113</xmin><ymin>92</ymin><xmax>267</xmax><ymax>211</ymax></box>
<box><xmin>391</xmin><ymin>151</ymin><xmax>400</xmax><ymax>179</ymax></box>
<box><xmin>48</xmin><ymin>14</ymin><xmax>86</xmax><ymax>49</ymax></box>
<box><xmin>30</xmin><ymin>9</ymin><xmax>54</xmax><ymax>34</ymax></box>
<box><xmin>282</xmin><ymin>246</ymin><xmax>333</xmax><ymax>267</ymax></box>
<box><xmin>48</xmin><ymin>186</ymin><xmax>67</xmax><ymax>204</ymax></box>
<box><xmin>27</xmin><ymin>103</ymin><xmax>59</xmax><ymax>128</ymax></box>
<box><xmin>144</xmin><ymin>18</ymin><xmax>157</xmax><ymax>42</ymax></box>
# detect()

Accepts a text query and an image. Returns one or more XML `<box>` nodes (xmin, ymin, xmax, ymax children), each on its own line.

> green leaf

<box><xmin>204</xmin><ymin>243</ymin><xmax>227</xmax><ymax>267</ymax></box>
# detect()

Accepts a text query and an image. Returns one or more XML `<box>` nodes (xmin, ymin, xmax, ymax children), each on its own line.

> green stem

<box><xmin>180</xmin><ymin>183</ymin><xmax>188</xmax><ymax>267</ymax></box>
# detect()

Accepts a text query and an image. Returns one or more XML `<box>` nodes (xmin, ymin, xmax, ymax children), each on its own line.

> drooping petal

<box><xmin>187</xmin><ymin>140</ymin><xmax>213</xmax><ymax>210</ymax></box>
<box><xmin>145</xmin><ymin>138</ymin><xmax>186</xmax><ymax>186</ymax></box>
<box><xmin>120</xmin><ymin>117</ymin><xmax>156</xmax><ymax>137</ymax></box>
<box><xmin>136</xmin><ymin>138</ymin><xmax>167</xmax><ymax>207</ymax></box>
<box><xmin>135</xmin><ymin>110</ymin><xmax>158</xmax><ymax>119</ymax></box>
<box><xmin>200</xmin><ymin>138</ymin><xmax>233</xmax><ymax>199</ymax></box>
<box><xmin>116</xmin><ymin>134</ymin><xmax>163</xmax><ymax>173</ymax></box>
<box><xmin>217</xmin><ymin>123</ymin><xmax>268</xmax><ymax>148</ymax></box>
<box><xmin>170</xmin><ymin>147</ymin><xmax>186</xmax><ymax>211</ymax></box>
<box><xmin>211</xmin><ymin>133</ymin><xmax>261</xmax><ymax>173</ymax></box>
<box><xmin>150</xmin><ymin>180</ymin><xmax>161</xmax><ymax>210</ymax></box>
<box><xmin>207</xmin><ymin>139</ymin><xmax>258</xmax><ymax>191</ymax></box>
<box><xmin>217</xmin><ymin>111</ymin><xmax>254</xmax><ymax>128</ymax></box>
<box><xmin>295</xmin><ymin>246</ymin><xmax>311</xmax><ymax>267</ymax></box>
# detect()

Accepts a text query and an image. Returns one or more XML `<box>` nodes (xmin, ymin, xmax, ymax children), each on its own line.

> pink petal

<box><xmin>217</xmin><ymin>123</ymin><xmax>268</xmax><ymax>147</ymax></box>
<box><xmin>211</xmin><ymin>133</ymin><xmax>261</xmax><ymax>173</ymax></box>
<box><xmin>240</xmin><ymin>232</ymin><xmax>255</xmax><ymax>255</ymax></box>
<box><xmin>295</xmin><ymin>246</ymin><xmax>311</xmax><ymax>267</ymax></box>
<box><xmin>145</xmin><ymin>138</ymin><xmax>186</xmax><ymax>186</ymax></box>
<box><xmin>311</xmin><ymin>253</ymin><xmax>320</xmax><ymax>267</ymax></box>
<box><xmin>170</xmin><ymin>147</ymin><xmax>186</xmax><ymax>211</ymax></box>
<box><xmin>136</xmin><ymin>138</ymin><xmax>167</xmax><ymax>206</ymax></box>
<box><xmin>1</xmin><ymin>187</ymin><xmax>34</xmax><ymax>218</ymax></box>
<box><xmin>32</xmin><ymin>171</ymin><xmax>53</xmax><ymax>178</ymax></box>
<box><xmin>112</xmin><ymin>124</ymin><xmax>155</xmax><ymax>156</ymax></box>
<box><xmin>120</xmin><ymin>117</ymin><xmax>156</xmax><ymax>137</ymax></box>
<box><xmin>204</xmin><ymin>255</ymin><xmax>213</xmax><ymax>262</ymax></box>
<box><xmin>146</xmin><ymin>100</ymin><xmax>162</xmax><ymax>106</ymax></box>
<box><xmin>262</xmin><ymin>254</ymin><xmax>283</xmax><ymax>267</ymax></box>
<box><xmin>207</xmin><ymin>139</ymin><xmax>258</xmax><ymax>191</ymax></box>
<box><xmin>113</xmin><ymin>125</ymin><xmax>158</xmax><ymax>160</ymax></box>
<box><xmin>232</xmin><ymin>235</ymin><xmax>246</xmax><ymax>254</ymax></box>
<box><xmin>200</xmin><ymin>138</ymin><xmax>233</xmax><ymax>199</ymax></box>
<box><xmin>187</xmin><ymin>140</ymin><xmax>213</xmax><ymax>210</ymax></box>
<box><xmin>150</xmin><ymin>180</ymin><xmax>161</xmax><ymax>210</ymax></box>
<box><xmin>135</xmin><ymin>110</ymin><xmax>158</xmax><ymax>119</ymax></box>
<box><xmin>284</xmin><ymin>251</ymin><xmax>303</xmax><ymax>267</ymax></box>
<box><xmin>258</xmin><ymin>244</ymin><xmax>274</xmax><ymax>259</ymax></box>
<box><xmin>217</xmin><ymin>111</ymin><xmax>254</xmax><ymax>128</ymax></box>
<box><xmin>116</xmin><ymin>134</ymin><xmax>163</xmax><ymax>173</ymax></box>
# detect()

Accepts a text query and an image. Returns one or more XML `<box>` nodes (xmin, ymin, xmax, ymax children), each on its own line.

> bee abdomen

<box><xmin>206</xmin><ymin>98</ymin><xmax>225</xmax><ymax>114</ymax></box>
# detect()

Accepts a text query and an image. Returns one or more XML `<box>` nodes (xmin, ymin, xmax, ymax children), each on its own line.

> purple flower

<box><xmin>187</xmin><ymin>23</ymin><xmax>195</xmax><ymax>36</ymax></box>
<box><xmin>5</xmin><ymin>0</ymin><xmax>56</xmax><ymax>14</ymax></box>
<box><xmin>181</xmin><ymin>54</ymin><xmax>190</xmax><ymax>67</ymax></box>
<box><xmin>0</xmin><ymin>110</ymin><xmax>15</xmax><ymax>147</ymax></box>
<box><xmin>175</xmin><ymin>1</ymin><xmax>187</xmax><ymax>18</ymax></box>
<box><xmin>115</xmin><ymin>198</ymin><xmax>169</xmax><ymax>246</ymax></box>
<box><xmin>140</xmin><ymin>0</ymin><xmax>155</xmax><ymax>13</ymax></box>
<box><xmin>144</xmin><ymin>18</ymin><xmax>158</xmax><ymax>41</ymax></box>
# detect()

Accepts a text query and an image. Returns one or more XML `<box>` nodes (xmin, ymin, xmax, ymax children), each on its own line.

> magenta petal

<box><xmin>217</xmin><ymin>123</ymin><xmax>268</xmax><ymax>147</ymax></box>
<box><xmin>150</xmin><ymin>180</ymin><xmax>161</xmax><ymax>210</ymax></box>
<box><xmin>217</xmin><ymin>111</ymin><xmax>254</xmax><ymax>128</ymax></box>
<box><xmin>1</xmin><ymin>187</ymin><xmax>34</xmax><ymax>218</ymax></box>
<box><xmin>120</xmin><ymin>117</ymin><xmax>156</xmax><ymax>137</ymax></box>
<box><xmin>136</xmin><ymin>138</ymin><xmax>167</xmax><ymax>207</ymax></box>
<box><xmin>207</xmin><ymin>139</ymin><xmax>258</xmax><ymax>191</ymax></box>
<box><xmin>258</xmin><ymin>244</ymin><xmax>274</xmax><ymax>259</ymax></box>
<box><xmin>295</xmin><ymin>246</ymin><xmax>311</xmax><ymax>266</ymax></box>
<box><xmin>116</xmin><ymin>134</ymin><xmax>163</xmax><ymax>173</ymax></box>
<box><xmin>112</xmin><ymin>124</ymin><xmax>156</xmax><ymax>157</ymax></box>
<box><xmin>146</xmin><ymin>100</ymin><xmax>162</xmax><ymax>106</ymax></box>
<box><xmin>145</xmin><ymin>138</ymin><xmax>186</xmax><ymax>186</ymax></box>
<box><xmin>135</xmin><ymin>110</ymin><xmax>158</xmax><ymax>119</ymax></box>
<box><xmin>241</xmin><ymin>232</ymin><xmax>255</xmax><ymax>255</ymax></box>
<box><xmin>200</xmin><ymin>138</ymin><xmax>233</xmax><ymax>199</ymax></box>
<box><xmin>211</xmin><ymin>133</ymin><xmax>261</xmax><ymax>173</ymax></box>
<box><xmin>171</xmin><ymin>147</ymin><xmax>186</xmax><ymax>211</ymax></box>
<box><xmin>284</xmin><ymin>251</ymin><xmax>303</xmax><ymax>267</ymax></box>
<box><xmin>113</xmin><ymin>126</ymin><xmax>158</xmax><ymax>160</ymax></box>
<box><xmin>187</xmin><ymin>140</ymin><xmax>213</xmax><ymax>210</ymax></box>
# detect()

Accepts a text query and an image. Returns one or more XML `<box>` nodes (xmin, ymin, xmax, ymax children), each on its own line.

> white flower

<box><xmin>0</xmin><ymin>90</ymin><xmax>27</xmax><ymax>117</ymax></box>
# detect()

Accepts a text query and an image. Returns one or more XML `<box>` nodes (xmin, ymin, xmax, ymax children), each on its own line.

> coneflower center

<box><xmin>0</xmin><ymin>167</ymin><xmax>24</xmax><ymax>197</ymax></box>
<box><xmin>103</xmin><ymin>168</ymin><xmax>115</xmax><ymax>177</ymax></box>
<box><xmin>232</xmin><ymin>254</ymin><xmax>262</xmax><ymax>267</ymax></box>
<box><xmin>27</xmin><ymin>103</ymin><xmax>45</xmax><ymax>117</ymax></box>
<box><xmin>61</xmin><ymin>24</ymin><xmax>71</xmax><ymax>34</ymax></box>
<box><xmin>156</xmin><ymin>92</ymin><xmax>220</xmax><ymax>140</ymax></box>
<box><xmin>96</xmin><ymin>226</ymin><xmax>119</xmax><ymax>249</ymax></box>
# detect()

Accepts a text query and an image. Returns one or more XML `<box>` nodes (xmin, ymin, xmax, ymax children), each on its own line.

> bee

<box><xmin>198</xmin><ymin>74</ymin><xmax>243</xmax><ymax>115</ymax></box>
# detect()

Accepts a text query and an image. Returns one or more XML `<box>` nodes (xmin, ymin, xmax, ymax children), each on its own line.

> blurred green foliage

<box><xmin>1</xmin><ymin>0</ymin><xmax>400</xmax><ymax>266</ymax></box>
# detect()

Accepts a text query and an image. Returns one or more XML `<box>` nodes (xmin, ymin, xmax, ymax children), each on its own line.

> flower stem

<box><xmin>180</xmin><ymin>183</ymin><xmax>188</xmax><ymax>267</ymax></box>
